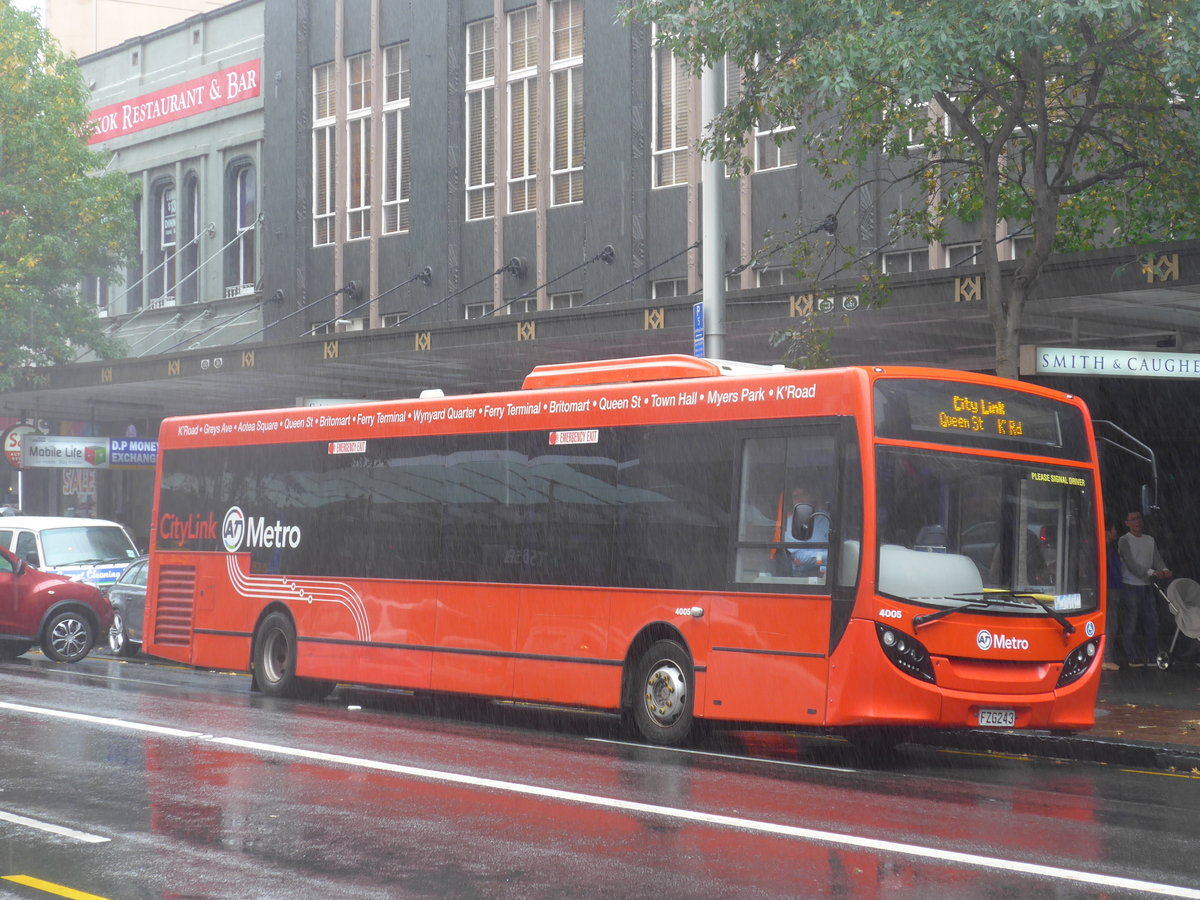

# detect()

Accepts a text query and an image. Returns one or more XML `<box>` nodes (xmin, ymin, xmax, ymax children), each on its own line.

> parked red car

<box><xmin>0</xmin><ymin>545</ymin><xmax>112</xmax><ymax>663</ymax></box>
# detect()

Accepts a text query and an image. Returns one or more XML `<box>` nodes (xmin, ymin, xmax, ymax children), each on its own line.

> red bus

<box><xmin>145</xmin><ymin>355</ymin><xmax>1104</xmax><ymax>747</ymax></box>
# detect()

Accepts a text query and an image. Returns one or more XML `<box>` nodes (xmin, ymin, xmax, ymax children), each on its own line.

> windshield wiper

<box><xmin>912</xmin><ymin>600</ymin><xmax>992</xmax><ymax>630</ymax></box>
<box><xmin>60</xmin><ymin>557</ymin><xmax>121</xmax><ymax>566</ymax></box>
<box><xmin>952</xmin><ymin>589</ymin><xmax>1077</xmax><ymax>636</ymax></box>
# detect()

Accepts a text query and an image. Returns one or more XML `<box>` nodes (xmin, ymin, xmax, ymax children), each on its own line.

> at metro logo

<box><xmin>222</xmin><ymin>505</ymin><xmax>302</xmax><ymax>552</ymax></box>
<box><xmin>976</xmin><ymin>629</ymin><xmax>1030</xmax><ymax>652</ymax></box>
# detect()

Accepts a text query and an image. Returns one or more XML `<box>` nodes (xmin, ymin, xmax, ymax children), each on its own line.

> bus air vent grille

<box><xmin>154</xmin><ymin>564</ymin><xmax>196</xmax><ymax>646</ymax></box>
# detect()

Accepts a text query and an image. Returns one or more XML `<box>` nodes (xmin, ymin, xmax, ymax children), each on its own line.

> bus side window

<box><xmin>733</xmin><ymin>433</ymin><xmax>836</xmax><ymax>586</ymax></box>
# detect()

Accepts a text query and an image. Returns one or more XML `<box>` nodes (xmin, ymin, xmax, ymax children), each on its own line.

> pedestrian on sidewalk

<box><xmin>1117</xmin><ymin>510</ymin><xmax>1172</xmax><ymax>668</ymax></box>
<box><xmin>1104</xmin><ymin>520</ymin><xmax>1124</xmax><ymax>670</ymax></box>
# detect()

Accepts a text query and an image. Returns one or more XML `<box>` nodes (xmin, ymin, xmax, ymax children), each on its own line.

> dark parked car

<box><xmin>0</xmin><ymin>545</ymin><xmax>113</xmax><ymax>663</ymax></box>
<box><xmin>105</xmin><ymin>555</ymin><xmax>148</xmax><ymax>657</ymax></box>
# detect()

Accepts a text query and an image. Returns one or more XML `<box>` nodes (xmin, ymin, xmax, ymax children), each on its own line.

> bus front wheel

<box><xmin>630</xmin><ymin>639</ymin><xmax>695</xmax><ymax>746</ymax></box>
<box><xmin>253</xmin><ymin>612</ymin><xmax>333</xmax><ymax>701</ymax></box>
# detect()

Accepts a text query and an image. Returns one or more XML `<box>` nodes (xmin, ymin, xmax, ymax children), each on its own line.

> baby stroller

<box><xmin>1152</xmin><ymin>578</ymin><xmax>1200</xmax><ymax>669</ymax></box>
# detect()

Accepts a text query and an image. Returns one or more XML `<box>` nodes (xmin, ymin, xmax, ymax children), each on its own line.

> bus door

<box><xmin>705</xmin><ymin>425</ymin><xmax>855</xmax><ymax>727</ymax></box>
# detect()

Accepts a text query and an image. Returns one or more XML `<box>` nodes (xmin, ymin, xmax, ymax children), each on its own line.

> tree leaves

<box><xmin>0</xmin><ymin>3</ymin><xmax>135</xmax><ymax>389</ymax></box>
<box><xmin>628</xmin><ymin>0</ymin><xmax>1200</xmax><ymax>377</ymax></box>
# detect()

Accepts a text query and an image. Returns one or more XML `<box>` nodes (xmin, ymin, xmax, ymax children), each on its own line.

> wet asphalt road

<box><xmin>2</xmin><ymin>651</ymin><xmax>1200</xmax><ymax>899</ymax></box>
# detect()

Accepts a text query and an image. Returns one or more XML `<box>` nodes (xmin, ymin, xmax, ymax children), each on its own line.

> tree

<box><xmin>0</xmin><ymin>1</ymin><xmax>135</xmax><ymax>390</ymax></box>
<box><xmin>628</xmin><ymin>0</ymin><xmax>1200</xmax><ymax>378</ymax></box>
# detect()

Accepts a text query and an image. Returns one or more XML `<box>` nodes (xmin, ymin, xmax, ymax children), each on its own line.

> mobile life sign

<box><xmin>20</xmin><ymin>436</ymin><xmax>158</xmax><ymax>470</ymax></box>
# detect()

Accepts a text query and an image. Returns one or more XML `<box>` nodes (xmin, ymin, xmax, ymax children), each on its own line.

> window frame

<box><xmin>652</xmin><ymin>25</ymin><xmax>690</xmax><ymax>188</ymax></box>
<box><xmin>465</xmin><ymin>19</ymin><xmax>496</xmax><ymax>221</ymax></box>
<box><xmin>346</xmin><ymin>52</ymin><xmax>372</xmax><ymax>241</ymax></box>
<box><xmin>507</xmin><ymin>6</ymin><xmax>538</xmax><ymax>214</ymax></box>
<box><xmin>312</xmin><ymin>62</ymin><xmax>336</xmax><ymax>246</ymax></box>
<box><xmin>382</xmin><ymin>42</ymin><xmax>412</xmax><ymax>234</ymax></box>
<box><xmin>550</xmin><ymin>0</ymin><xmax>583</xmax><ymax>206</ymax></box>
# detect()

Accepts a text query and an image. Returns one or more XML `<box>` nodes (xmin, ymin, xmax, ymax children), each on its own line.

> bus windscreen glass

<box><xmin>875</xmin><ymin>446</ymin><xmax>1099</xmax><ymax>614</ymax></box>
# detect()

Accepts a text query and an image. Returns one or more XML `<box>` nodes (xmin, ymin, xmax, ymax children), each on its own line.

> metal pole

<box><xmin>701</xmin><ymin>62</ymin><xmax>725</xmax><ymax>359</ymax></box>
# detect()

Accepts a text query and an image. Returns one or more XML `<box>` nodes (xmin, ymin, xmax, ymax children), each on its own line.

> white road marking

<box><xmin>0</xmin><ymin>810</ymin><xmax>109</xmax><ymax>844</ymax></box>
<box><xmin>586</xmin><ymin>736</ymin><xmax>857</xmax><ymax>772</ymax></box>
<box><xmin>2</xmin><ymin>698</ymin><xmax>1198</xmax><ymax>897</ymax></box>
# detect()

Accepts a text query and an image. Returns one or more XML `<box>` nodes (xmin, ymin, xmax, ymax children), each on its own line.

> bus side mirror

<box><xmin>791</xmin><ymin>503</ymin><xmax>815</xmax><ymax>541</ymax></box>
<box><xmin>1141</xmin><ymin>483</ymin><xmax>1158</xmax><ymax>516</ymax></box>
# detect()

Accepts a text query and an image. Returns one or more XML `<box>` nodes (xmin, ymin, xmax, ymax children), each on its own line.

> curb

<box><xmin>916</xmin><ymin>728</ymin><xmax>1200</xmax><ymax>772</ymax></box>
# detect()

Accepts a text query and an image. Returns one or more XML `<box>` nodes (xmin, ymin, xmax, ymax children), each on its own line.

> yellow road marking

<box><xmin>2</xmin><ymin>875</ymin><xmax>110</xmax><ymax>899</ymax></box>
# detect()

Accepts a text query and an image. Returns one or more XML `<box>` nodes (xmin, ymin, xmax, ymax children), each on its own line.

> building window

<box><xmin>310</xmin><ymin>316</ymin><xmax>364</xmax><ymax>336</ymax></box>
<box><xmin>83</xmin><ymin>277</ymin><xmax>110</xmax><ymax>316</ymax></box>
<box><xmin>507</xmin><ymin>296</ymin><xmax>537</xmax><ymax>313</ymax></box>
<box><xmin>945</xmin><ymin>242</ymin><xmax>981</xmax><ymax>267</ymax></box>
<box><xmin>464</xmin><ymin>300</ymin><xmax>490</xmax><ymax>319</ymax></box>
<box><xmin>549</xmin><ymin>290</ymin><xmax>583</xmax><ymax>309</ymax></box>
<box><xmin>154</xmin><ymin>183</ymin><xmax>177</xmax><ymax>305</ymax></box>
<box><xmin>380</xmin><ymin>312</ymin><xmax>407</xmax><ymax>327</ymax></box>
<box><xmin>508</xmin><ymin>7</ymin><xmax>538</xmax><ymax>213</ymax></box>
<box><xmin>312</xmin><ymin>62</ymin><xmax>336</xmax><ymax>246</ymax></box>
<box><xmin>755</xmin><ymin>109</ymin><xmax>798</xmax><ymax>171</ymax></box>
<box><xmin>653</xmin><ymin>27</ymin><xmax>689</xmax><ymax>188</ymax></box>
<box><xmin>882</xmin><ymin>248</ymin><xmax>930</xmax><ymax>274</ymax></box>
<box><xmin>551</xmin><ymin>0</ymin><xmax>583</xmax><ymax>205</ymax></box>
<box><xmin>383</xmin><ymin>42</ymin><xmax>411</xmax><ymax>233</ymax></box>
<box><xmin>651</xmin><ymin>278</ymin><xmax>688</xmax><ymax>299</ymax></box>
<box><xmin>180</xmin><ymin>174</ymin><xmax>200</xmax><ymax>303</ymax></box>
<box><xmin>465</xmin><ymin>20</ymin><xmax>495</xmax><ymax>220</ymax></box>
<box><xmin>756</xmin><ymin>266</ymin><xmax>800</xmax><ymax>287</ymax></box>
<box><xmin>227</xmin><ymin>162</ymin><xmax>256</xmax><ymax>295</ymax></box>
<box><xmin>347</xmin><ymin>52</ymin><xmax>372</xmax><ymax>240</ymax></box>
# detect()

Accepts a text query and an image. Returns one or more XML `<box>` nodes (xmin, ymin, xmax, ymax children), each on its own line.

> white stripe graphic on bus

<box><xmin>225</xmin><ymin>554</ymin><xmax>371</xmax><ymax>641</ymax></box>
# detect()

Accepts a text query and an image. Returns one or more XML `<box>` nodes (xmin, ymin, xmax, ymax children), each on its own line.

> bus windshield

<box><xmin>875</xmin><ymin>446</ymin><xmax>1099</xmax><ymax>614</ymax></box>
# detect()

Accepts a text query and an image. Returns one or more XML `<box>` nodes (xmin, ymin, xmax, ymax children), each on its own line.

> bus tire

<box><xmin>630</xmin><ymin>639</ymin><xmax>695</xmax><ymax>746</ymax></box>
<box><xmin>253</xmin><ymin>611</ymin><xmax>333</xmax><ymax>700</ymax></box>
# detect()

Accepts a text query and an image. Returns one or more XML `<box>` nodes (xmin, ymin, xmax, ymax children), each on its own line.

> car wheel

<box><xmin>42</xmin><ymin>610</ymin><xmax>95</xmax><ymax>663</ymax></box>
<box><xmin>253</xmin><ymin>611</ymin><xmax>332</xmax><ymax>700</ymax></box>
<box><xmin>108</xmin><ymin>608</ymin><xmax>137</xmax><ymax>657</ymax></box>
<box><xmin>0</xmin><ymin>640</ymin><xmax>34</xmax><ymax>660</ymax></box>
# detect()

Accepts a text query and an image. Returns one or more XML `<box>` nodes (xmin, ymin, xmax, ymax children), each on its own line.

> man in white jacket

<box><xmin>1117</xmin><ymin>510</ymin><xmax>1172</xmax><ymax>667</ymax></box>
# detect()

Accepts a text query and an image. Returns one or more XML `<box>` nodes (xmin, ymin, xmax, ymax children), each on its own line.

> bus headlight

<box><xmin>1056</xmin><ymin>638</ymin><xmax>1099</xmax><ymax>688</ymax></box>
<box><xmin>875</xmin><ymin>622</ymin><xmax>936</xmax><ymax>684</ymax></box>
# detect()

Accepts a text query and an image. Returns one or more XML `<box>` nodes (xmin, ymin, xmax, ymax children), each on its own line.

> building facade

<box><xmin>262</xmin><ymin>0</ymin><xmax>849</xmax><ymax>337</ymax></box>
<box><xmin>78</xmin><ymin>0</ymin><xmax>265</xmax><ymax>359</ymax></box>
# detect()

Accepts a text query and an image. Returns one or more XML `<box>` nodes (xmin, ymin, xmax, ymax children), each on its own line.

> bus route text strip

<box><xmin>171</xmin><ymin>384</ymin><xmax>820</xmax><ymax>442</ymax></box>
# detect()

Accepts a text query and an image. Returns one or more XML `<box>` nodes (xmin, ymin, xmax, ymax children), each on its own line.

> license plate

<box><xmin>978</xmin><ymin>708</ymin><xmax>1016</xmax><ymax>728</ymax></box>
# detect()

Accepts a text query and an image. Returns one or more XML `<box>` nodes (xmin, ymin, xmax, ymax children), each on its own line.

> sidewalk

<box><xmin>925</xmin><ymin>664</ymin><xmax>1200</xmax><ymax>771</ymax></box>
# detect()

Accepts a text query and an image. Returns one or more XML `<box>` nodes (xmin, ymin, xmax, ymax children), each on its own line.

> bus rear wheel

<box><xmin>253</xmin><ymin>611</ymin><xmax>333</xmax><ymax>701</ymax></box>
<box><xmin>630</xmin><ymin>639</ymin><xmax>695</xmax><ymax>746</ymax></box>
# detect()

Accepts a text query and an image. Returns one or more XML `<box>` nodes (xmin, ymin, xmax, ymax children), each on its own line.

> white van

<box><xmin>0</xmin><ymin>516</ymin><xmax>139</xmax><ymax>586</ymax></box>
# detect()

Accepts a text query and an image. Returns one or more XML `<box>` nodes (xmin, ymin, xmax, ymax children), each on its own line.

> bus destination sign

<box><xmin>937</xmin><ymin>395</ymin><xmax>1026</xmax><ymax>438</ymax></box>
<box><xmin>874</xmin><ymin>379</ymin><xmax>1081</xmax><ymax>456</ymax></box>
